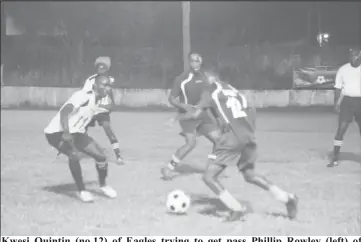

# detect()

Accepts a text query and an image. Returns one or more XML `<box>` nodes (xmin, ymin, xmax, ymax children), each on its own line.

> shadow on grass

<box><xmin>339</xmin><ymin>152</ymin><xmax>361</xmax><ymax>164</ymax></box>
<box><xmin>324</xmin><ymin>151</ymin><xmax>361</xmax><ymax>164</ymax></box>
<box><xmin>42</xmin><ymin>181</ymin><xmax>110</xmax><ymax>200</ymax></box>
<box><xmin>189</xmin><ymin>193</ymin><xmax>253</xmax><ymax>218</ymax></box>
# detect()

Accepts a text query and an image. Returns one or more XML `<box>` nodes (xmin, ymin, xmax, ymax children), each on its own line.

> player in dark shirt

<box><xmin>175</xmin><ymin>70</ymin><xmax>298</xmax><ymax>222</ymax></box>
<box><xmin>161</xmin><ymin>52</ymin><xmax>222</xmax><ymax>180</ymax></box>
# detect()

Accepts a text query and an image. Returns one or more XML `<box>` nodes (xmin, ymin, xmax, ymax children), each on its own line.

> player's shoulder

<box><xmin>338</xmin><ymin>63</ymin><xmax>351</xmax><ymax>72</ymax></box>
<box><xmin>175</xmin><ymin>71</ymin><xmax>193</xmax><ymax>82</ymax></box>
<box><xmin>86</xmin><ymin>73</ymin><xmax>98</xmax><ymax>81</ymax></box>
<box><xmin>68</xmin><ymin>90</ymin><xmax>92</xmax><ymax>103</ymax></box>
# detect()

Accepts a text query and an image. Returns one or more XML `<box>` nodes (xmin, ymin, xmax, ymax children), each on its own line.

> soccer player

<box><xmin>161</xmin><ymin>52</ymin><xmax>222</xmax><ymax>180</ymax></box>
<box><xmin>83</xmin><ymin>57</ymin><xmax>124</xmax><ymax>164</ymax></box>
<box><xmin>175</xmin><ymin>71</ymin><xmax>298</xmax><ymax>221</ymax></box>
<box><xmin>44</xmin><ymin>75</ymin><xmax>117</xmax><ymax>203</ymax></box>
<box><xmin>328</xmin><ymin>48</ymin><xmax>361</xmax><ymax>167</ymax></box>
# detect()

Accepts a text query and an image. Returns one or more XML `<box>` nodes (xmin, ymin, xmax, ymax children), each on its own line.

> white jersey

<box><xmin>334</xmin><ymin>63</ymin><xmax>361</xmax><ymax>97</ymax></box>
<box><xmin>44</xmin><ymin>90</ymin><xmax>99</xmax><ymax>134</ymax></box>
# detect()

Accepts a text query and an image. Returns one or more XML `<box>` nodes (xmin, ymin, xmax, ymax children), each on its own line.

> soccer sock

<box><xmin>269</xmin><ymin>185</ymin><xmax>289</xmax><ymax>203</ymax></box>
<box><xmin>111</xmin><ymin>141</ymin><xmax>121</xmax><ymax>158</ymax></box>
<box><xmin>219</xmin><ymin>190</ymin><xmax>245</xmax><ymax>212</ymax></box>
<box><xmin>208</xmin><ymin>154</ymin><xmax>217</xmax><ymax>160</ymax></box>
<box><xmin>168</xmin><ymin>155</ymin><xmax>181</xmax><ymax>170</ymax></box>
<box><xmin>96</xmin><ymin>161</ymin><xmax>108</xmax><ymax>187</ymax></box>
<box><xmin>332</xmin><ymin>139</ymin><xmax>343</xmax><ymax>161</ymax></box>
<box><xmin>68</xmin><ymin>159</ymin><xmax>85</xmax><ymax>191</ymax></box>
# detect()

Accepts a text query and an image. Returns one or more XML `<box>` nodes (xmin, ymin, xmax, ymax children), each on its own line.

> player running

<box><xmin>83</xmin><ymin>57</ymin><xmax>124</xmax><ymax>164</ymax></box>
<box><xmin>175</xmin><ymin>71</ymin><xmax>298</xmax><ymax>221</ymax></box>
<box><xmin>161</xmin><ymin>52</ymin><xmax>222</xmax><ymax>180</ymax></box>
<box><xmin>44</xmin><ymin>75</ymin><xmax>117</xmax><ymax>203</ymax></box>
<box><xmin>328</xmin><ymin>48</ymin><xmax>361</xmax><ymax>167</ymax></box>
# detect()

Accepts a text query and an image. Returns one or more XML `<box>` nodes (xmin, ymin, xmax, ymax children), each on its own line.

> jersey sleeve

<box><xmin>83</xmin><ymin>74</ymin><xmax>97</xmax><ymax>92</ymax></box>
<box><xmin>334</xmin><ymin>66</ymin><xmax>344</xmax><ymax>89</ymax></box>
<box><xmin>67</xmin><ymin>91</ymin><xmax>90</xmax><ymax>110</ymax></box>
<box><xmin>170</xmin><ymin>72</ymin><xmax>187</xmax><ymax>98</ymax></box>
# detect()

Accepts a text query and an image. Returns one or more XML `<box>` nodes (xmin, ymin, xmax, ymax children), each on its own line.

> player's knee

<box><xmin>95</xmin><ymin>153</ymin><xmax>107</xmax><ymax>163</ymax></box>
<box><xmin>68</xmin><ymin>155</ymin><xmax>80</xmax><ymax>163</ymax></box>
<box><xmin>241</xmin><ymin>167</ymin><xmax>256</xmax><ymax>183</ymax></box>
<box><xmin>202</xmin><ymin>172</ymin><xmax>215</xmax><ymax>186</ymax></box>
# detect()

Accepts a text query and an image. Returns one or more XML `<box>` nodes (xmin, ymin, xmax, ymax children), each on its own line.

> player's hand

<box><xmin>115</xmin><ymin>156</ymin><xmax>125</xmax><ymax>165</ymax></box>
<box><xmin>165</xmin><ymin>116</ymin><xmax>178</xmax><ymax>128</ymax></box>
<box><xmin>62</xmin><ymin>132</ymin><xmax>73</xmax><ymax>143</ymax></box>
<box><xmin>334</xmin><ymin>103</ymin><xmax>341</xmax><ymax>113</ymax></box>
<box><xmin>183</xmin><ymin>104</ymin><xmax>196</xmax><ymax>113</ymax></box>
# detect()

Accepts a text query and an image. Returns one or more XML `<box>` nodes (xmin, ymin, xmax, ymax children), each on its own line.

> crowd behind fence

<box><xmin>1</xmin><ymin>36</ymin><xmax>350</xmax><ymax>90</ymax></box>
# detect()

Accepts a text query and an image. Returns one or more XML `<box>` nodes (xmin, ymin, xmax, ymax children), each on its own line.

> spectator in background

<box><xmin>328</xmin><ymin>48</ymin><xmax>361</xmax><ymax>168</ymax></box>
<box><xmin>83</xmin><ymin>56</ymin><xmax>115</xmax><ymax>91</ymax></box>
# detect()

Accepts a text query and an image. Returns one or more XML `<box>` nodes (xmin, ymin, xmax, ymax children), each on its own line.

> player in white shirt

<box><xmin>83</xmin><ymin>57</ymin><xmax>124</xmax><ymax>164</ymax></box>
<box><xmin>45</xmin><ymin>75</ymin><xmax>117</xmax><ymax>202</ymax></box>
<box><xmin>328</xmin><ymin>48</ymin><xmax>361</xmax><ymax>167</ymax></box>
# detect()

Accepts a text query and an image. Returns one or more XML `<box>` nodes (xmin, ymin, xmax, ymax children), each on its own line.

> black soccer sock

<box><xmin>332</xmin><ymin>139</ymin><xmax>343</xmax><ymax>161</ymax></box>
<box><xmin>96</xmin><ymin>161</ymin><xmax>108</xmax><ymax>187</ymax></box>
<box><xmin>68</xmin><ymin>159</ymin><xmax>85</xmax><ymax>191</ymax></box>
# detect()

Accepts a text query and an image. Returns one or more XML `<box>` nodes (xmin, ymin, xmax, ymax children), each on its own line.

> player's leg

<box><xmin>354</xmin><ymin>99</ymin><xmax>361</xmax><ymax>138</ymax></box>
<box><xmin>202</xmin><ymin>131</ymin><xmax>248</xmax><ymax>221</ymax></box>
<box><xmin>203</xmin><ymin>153</ymin><xmax>247</xmax><ymax>222</ymax></box>
<box><xmin>45</xmin><ymin>132</ymin><xmax>92</xmax><ymax>202</ymax></box>
<box><xmin>161</xmin><ymin>120</ymin><xmax>199</xmax><ymax>180</ymax></box>
<box><xmin>199</xmin><ymin>123</ymin><xmax>222</xmax><ymax>162</ymax></box>
<box><xmin>74</xmin><ymin>133</ymin><xmax>117</xmax><ymax>198</ymax></box>
<box><xmin>238</xmin><ymin>143</ymin><xmax>298</xmax><ymax>220</ymax></box>
<box><xmin>329</xmin><ymin>97</ymin><xmax>354</xmax><ymax>167</ymax></box>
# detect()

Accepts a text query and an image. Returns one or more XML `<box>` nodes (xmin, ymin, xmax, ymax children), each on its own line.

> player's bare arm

<box><xmin>169</xmin><ymin>75</ymin><xmax>195</xmax><ymax>112</ymax></box>
<box><xmin>59</xmin><ymin>104</ymin><xmax>75</xmax><ymax>141</ymax></box>
<box><xmin>100</xmin><ymin>119</ymin><xmax>124</xmax><ymax>165</ymax></box>
<box><xmin>176</xmin><ymin>91</ymin><xmax>213</xmax><ymax>121</ymax></box>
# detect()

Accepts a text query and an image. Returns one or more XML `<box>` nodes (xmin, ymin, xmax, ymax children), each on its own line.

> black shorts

<box><xmin>45</xmin><ymin>132</ymin><xmax>93</xmax><ymax>155</ymax></box>
<box><xmin>339</xmin><ymin>96</ymin><xmax>361</xmax><ymax>123</ymax></box>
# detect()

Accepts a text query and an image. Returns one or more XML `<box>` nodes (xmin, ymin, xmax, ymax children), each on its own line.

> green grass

<box><xmin>1</xmin><ymin>110</ymin><xmax>360</xmax><ymax>236</ymax></box>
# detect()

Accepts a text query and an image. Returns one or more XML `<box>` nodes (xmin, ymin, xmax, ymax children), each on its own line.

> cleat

<box><xmin>286</xmin><ymin>194</ymin><xmax>299</xmax><ymax>220</ymax></box>
<box><xmin>223</xmin><ymin>210</ymin><xmax>246</xmax><ymax>222</ymax></box>
<box><xmin>100</xmin><ymin>185</ymin><xmax>117</xmax><ymax>198</ymax></box>
<box><xmin>327</xmin><ymin>161</ymin><xmax>339</xmax><ymax>168</ymax></box>
<box><xmin>79</xmin><ymin>190</ymin><xmax>95</xmax><ymax>203</ymax></box>
<box><xmin>161</xmin><ymin>167</ymin><xmax>176</xmax><ymax>181</ymax></box>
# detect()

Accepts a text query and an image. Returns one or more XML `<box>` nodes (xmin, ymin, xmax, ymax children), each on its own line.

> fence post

<box><xmin>1</xmin><ymin>64</ymin><xmax>3</xmax><ymax>86</ymax></box>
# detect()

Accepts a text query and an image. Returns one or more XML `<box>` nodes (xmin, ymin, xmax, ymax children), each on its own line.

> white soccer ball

<box><xmin>166</xmin><ymin>190</ymin><xmax>191</xmax><ymax>214</ymax></box>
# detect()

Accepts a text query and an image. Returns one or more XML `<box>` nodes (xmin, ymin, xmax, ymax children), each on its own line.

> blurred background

<box><xmin>1</xmin><ymin>2</ymin><xmax>360</xmax><ymax>89</ymax></box>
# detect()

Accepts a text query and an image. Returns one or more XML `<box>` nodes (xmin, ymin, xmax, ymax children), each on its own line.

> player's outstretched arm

<box><xmin>168</xmin><ymin>74</ymin><xmax>195</xmax><ymax>112</ymax></box>
<box><xmin>176</xmin><ymin>91</ymin><xmax>213</xmax><ymax>121</ymax></box>
<box><xmin>97</xmin><ymin>113</ymin><xmax>124</xmax><ymax>165</ymax></box>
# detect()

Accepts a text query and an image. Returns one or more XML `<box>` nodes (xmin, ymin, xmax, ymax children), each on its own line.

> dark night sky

<box><xmin>3</xmin><ymin>1</ymin><xmax>361</xmax><ymax>46</ymax></box>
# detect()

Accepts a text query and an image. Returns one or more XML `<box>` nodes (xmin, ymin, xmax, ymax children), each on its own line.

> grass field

<box><xmin>1</xmin><ymin>110</ymin><xmax>360</xmax><ymax>236</ymax></box>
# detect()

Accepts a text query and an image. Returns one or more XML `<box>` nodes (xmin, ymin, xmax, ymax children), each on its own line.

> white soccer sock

<box><xmin>168</xmin><ymin>155</ymin><xmax>181</xmax><ymax>170</ymax></box>
<box><xmin>333</xmin><ymin>139</ymin><xmax>343</xmax><ymax>147</ymax></box>
<box><xmin>269</xmin><ymin>185</ymin><xmax>289</xmax><ymax>203</ymax></box>
<box><xmin>219</xmin><ymin>190</ymin><xmax>245</xmax><ymax>212</ymax></box>
<box><xmin>208</xmin><ymin>154</ymin><xmax>217</xmax><ymax>160</ymax></box>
